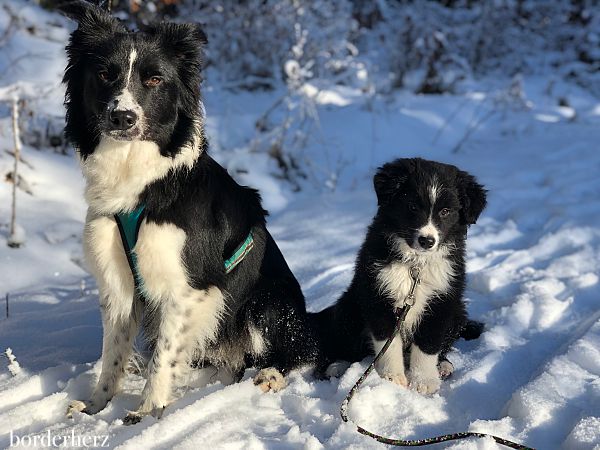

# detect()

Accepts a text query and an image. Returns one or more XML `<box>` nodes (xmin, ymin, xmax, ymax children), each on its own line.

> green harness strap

<box><xmin>114</xmin><ymin>205</ymin><xmax>254</xmax><ymax>293</ymax></box>
<box><xmin>224</xmin><ymin>231</ymin><xmax>255</xmax><ymax>273</ymax></box>
<box><xmin>115</xmin><ymin>206</ymin><xmax>146</xmax><ymax>292</ymax></box>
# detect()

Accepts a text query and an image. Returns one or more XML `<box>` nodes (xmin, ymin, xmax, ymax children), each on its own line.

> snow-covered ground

<box><xmin>1</xmin><ymin>3</ymin><xmax>600</xmax><ymax>449</ymax></box>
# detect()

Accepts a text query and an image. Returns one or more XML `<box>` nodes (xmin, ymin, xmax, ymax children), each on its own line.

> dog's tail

<box><xmin>460</xmin><ymin>319</ymin><xmax>485</xmax><ymax>340</ymax></box>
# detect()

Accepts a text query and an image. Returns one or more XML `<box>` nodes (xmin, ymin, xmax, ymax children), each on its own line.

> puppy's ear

<box><xmin>456</xmin><ymin>170</ymin><xmax>487</xmax><ymax>225</ymax></box>
<box><xmin>373</xmin><ymin>160</ymin><xmax>410</xmax><ymax>206</ymax></box>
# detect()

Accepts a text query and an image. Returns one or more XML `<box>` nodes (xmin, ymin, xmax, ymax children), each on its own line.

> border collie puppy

<box><xmin>313</xmin><ymin>158</ymin><xmax>486</xmax><ymax>394</ymax></box>
<box><xmin>56</xmin><ymin>1</ymin><xmax>319</xmax><ymax>423</ymax></box>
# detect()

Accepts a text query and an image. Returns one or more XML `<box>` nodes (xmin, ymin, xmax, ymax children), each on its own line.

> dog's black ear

<box><xmin>373</xmin><ymin>160</ymin><xmax>410</xmax><ymax>206</ymax></box>
<box><xmin>456</xmin><ymin>170</ymin><xmax>487</xmax><ymax>225</ymax></box>
<box><xmin>153</xmin><ymin>22</ymin><xmax>208</xmax><ymax>63</ymax></box>
<box><xmin>50</xmin><ymin>0</ymin><xmax>94</xmax><ymax>21</ymax></box>
<box><xmin>53</xmin><ymin>0</ymin><xmax>126</xmax><ymax>60</ymax></box>
<box><xmin>51</xmin><ymin>0</ymin><xmax>124</xmax><ymax>34</ymax></box>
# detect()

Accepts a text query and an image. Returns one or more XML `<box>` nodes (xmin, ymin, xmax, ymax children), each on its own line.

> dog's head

<box><xmin>373</xmin><ymin>158</ymin><xmax>487</xmax><ymax>255</ymax></box>
<box><xmin>56</xmin><ymin>1</ymin><xmax>207</xmax><ymax>157</ymax></box>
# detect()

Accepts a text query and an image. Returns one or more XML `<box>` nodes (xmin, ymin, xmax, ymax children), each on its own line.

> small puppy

<box><xmin>313</xmin><ymin>158</ymin><xmax>486</xmax><ymax>393</ymax></box>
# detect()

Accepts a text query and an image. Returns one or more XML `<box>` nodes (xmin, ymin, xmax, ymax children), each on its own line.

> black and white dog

<box><xmin>312</xmin><ymin>158</ymin><xmax>486</xmax><ymax>394</ymax></box>
<box><xmin>56</xmin><ymin>1</ymin><xmax>319</xmax><ymax>422</ymax></box>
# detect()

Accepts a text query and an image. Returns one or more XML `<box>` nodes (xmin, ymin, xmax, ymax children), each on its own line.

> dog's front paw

<box><xmin>253</xmin><ymin>368</ymin><xmax>286</xmax><ymax>393</ymax></box>
<box><xmin>410</xmin><ymin>375</ymin><xmax>441</xmax><ymax>394</ymax></box>
<box><xmin>122</xmin><ymin>406</ymin><xmax>164</xmax><ymax>425</ymax></box>
<box><xmin>66</xmin><ymin>399</ymin><xmax>105</xmax><ymax>417</ymax></box>
<box><xmin>123</xmin><ymin>412</ymin><xmax>143</xmax><ymax>425</ymax></box>
<box><xmin>66</xmin><ymin>400</ymin><xmax>88</xmax><ymax>418</ymax></box>
<box><xmin>383</xmin><ymin>372</ymin><xmax>409</xmax><ymax>387</ymax></box>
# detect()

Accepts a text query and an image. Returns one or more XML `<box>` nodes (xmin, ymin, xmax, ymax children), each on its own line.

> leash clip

<box><xmin>403</xmin><ymin>266</ymin><xmax>421</xmax><ymax>307</ymax></box>
<box><xmin>409</xmin><ymin>266</ymin><xmax>421</xmax><ymax>283</ymax></box>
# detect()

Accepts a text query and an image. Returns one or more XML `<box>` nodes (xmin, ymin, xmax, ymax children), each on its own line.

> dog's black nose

<box><xmin>109</xmin><ymin>110</ymin><xmax>138</xmax><ymax>130</ymax></box>
<box><xmin>418</xmin><ymin>235</ymin><xmax>436</xmax><ymax>249</ymax></box>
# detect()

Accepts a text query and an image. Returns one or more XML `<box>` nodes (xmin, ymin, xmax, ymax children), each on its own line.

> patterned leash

<box><xmin>340</xmin><ymin>267</ymin><xmax>535</xmax><ymax>450</ymax></box>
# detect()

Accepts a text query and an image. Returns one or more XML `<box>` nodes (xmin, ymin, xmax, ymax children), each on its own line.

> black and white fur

<box><xmin>312</xmin><ymin>158</ymin><xmax>486</xmax><ymax>394</ymax></box>
<box><xmin>56</xmin><ymin>1</ymin><xmax>319</xmax><ymax>422</ymax></box>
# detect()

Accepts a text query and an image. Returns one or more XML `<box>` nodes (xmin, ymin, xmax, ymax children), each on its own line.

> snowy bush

<box><xmin>182</xmin><ymin>0</ymin><xmax>360</xmax><ymax>91</ymax></box>
<box><xmin>20</xmin><ymin>0</ymin><xmax>600</xmax><ymax>187</ymax></box>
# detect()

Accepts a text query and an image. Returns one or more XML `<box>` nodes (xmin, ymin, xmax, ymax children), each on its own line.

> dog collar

<box><xmin>114</xmin><ymin>206</ymin><xmax>255</xmax><ymax>294</ymax></box>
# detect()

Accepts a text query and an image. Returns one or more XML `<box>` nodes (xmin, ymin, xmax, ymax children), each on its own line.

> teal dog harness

<box><xmin>114</xmin><ymin>205</ymin><xmax>254</xmax><ymax>293</ymax></box>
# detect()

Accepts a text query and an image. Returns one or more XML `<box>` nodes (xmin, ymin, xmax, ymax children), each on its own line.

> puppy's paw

<box><xmin>438</xmin><ymin>359</ymin><xmax>454</xmax><ymax>380</ymax></box>
<box><xmin>383</xmin><ymin>372</ymin><xmax>409</xmax><ymax>387</ymax></box>
<box><xmin>410</xmin><ymin>375</ymin><xmax>441</xmax><ymax>394</ymax></box>
<box><xmin>324</xmin><ymin>361</ymin><xmax>350</xmax><ymax>379</ymax></box>
<box><xmin>253</xmin><ymin>368</ymin><xmax>286</xmax><ymax>393</ymax></box>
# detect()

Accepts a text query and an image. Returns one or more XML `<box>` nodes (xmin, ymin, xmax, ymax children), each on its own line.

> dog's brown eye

<box><xmin>98</xmin><ymin>71</ymin><xmax>109</xmax><ymax>82</ymax></box>
<box><xmin>144</xmin><ymin>76</ymin><xmax>162</xmax><ymax>87</ymax></box>
<box><xmin>440</xmin><ymin>208</ymin><xmax>451</xmax><ymax>217</ymax></box>
<box><xmin>408</xmin><ymin>203</ymin><xmax>418</xmax><ymax>212</ymax></box>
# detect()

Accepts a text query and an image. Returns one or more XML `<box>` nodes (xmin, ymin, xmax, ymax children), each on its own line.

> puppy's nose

<box><xmin>109</xmin><ymin>109</ymin><xmax>138</xmax><ymax>130</ymax></box>
<box><xmin>418</xmin><ymin>235</ymin><xmax>436</xmax><ymax>249</ymax></box>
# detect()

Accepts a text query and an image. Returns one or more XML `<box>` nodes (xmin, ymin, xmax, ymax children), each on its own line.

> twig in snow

<box><xmin>451</xmin><ymin>108</ymin><xmax>497</xmax><ymax>154</ymax></box>
<box><xmin>8</xmin><ymin>97</ymin><xmax>24</xmax><ymax>248</ymax></box>
<box><xmin>432</xmin><ymin>96</ymin><xmax>470</xmax><ymax>145</ymax></box>
<box><xmin>5</xmin><ymin>293</ymin><xmax>8</xmax><ymax>319</ymax></box>
<box><xmin>4</xmin><ymin>150</ymin><xmax>34</xmax><ymax>169</ymax></box>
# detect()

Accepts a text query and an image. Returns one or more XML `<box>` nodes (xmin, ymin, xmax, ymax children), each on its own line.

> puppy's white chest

<box><xmin>376</xmin><ymin>256</ymin><xmax>454</xmax><ymax>332</ymax></box>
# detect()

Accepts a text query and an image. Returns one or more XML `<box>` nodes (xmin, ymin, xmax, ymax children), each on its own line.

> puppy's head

<box><xmin>56</xmin><ymin>1</ymin><xmax>207</xmax><ymax>157</ymax></box>
<box><xmin>373</xmin><ymin>158</ymin><xmax>487</xmax><ymax>254</ymax></box>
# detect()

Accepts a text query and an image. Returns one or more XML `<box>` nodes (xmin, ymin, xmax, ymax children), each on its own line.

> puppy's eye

<box><xmin>408</xmin><ymin>203</ymin><xmax>418</xmax><ymax>212</ymax></box>
<box><xmin>144</xmin><ymin>76</ymin><xmax>162</xmax><ymax>87</ymax></box>
<box><xmin>440</xmin><ymin>208</ymin><xmax>451</xmax><ymax>217</ymax></box>
<box><xmin>98</xmin><ymin>71</ymin><xmax>109</xmax><ymax>82</ymax></box>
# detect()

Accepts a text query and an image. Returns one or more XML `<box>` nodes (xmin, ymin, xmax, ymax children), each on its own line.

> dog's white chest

<box><xmin>376</xmin><ymin>255</ymin><xmax>454</xmax><ymax>332</ymax></box>
<box><xmin>85</xmin><ymin>213</ymin><xmax>191</xmax><ymax>302</ymax></box>
<box><xmin>81</xmin><ymin>136</ymin><xmax>201</xmax><ymax>215</ymax></box>
<box><xmin>134</xmin><ymin>221</ymin><xmax>190</xmax><ymax>302</ymax></box>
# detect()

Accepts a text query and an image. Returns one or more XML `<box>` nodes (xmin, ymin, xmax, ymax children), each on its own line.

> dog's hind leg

<box><xmin>246</xmin><ymin>280</ymin><xmax>321</xmax><ymax>393</ymax></box>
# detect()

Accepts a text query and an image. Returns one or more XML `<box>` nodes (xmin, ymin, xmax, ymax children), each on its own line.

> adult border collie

<box><xmin>56</xmin><ymin>1</ymin><xmax>319</xmax><ymax>423</ymax></box>
<box><xmin>312</xmin><ymin>158</ymin><xmax>486</xmax><ymax>394</ymax></box>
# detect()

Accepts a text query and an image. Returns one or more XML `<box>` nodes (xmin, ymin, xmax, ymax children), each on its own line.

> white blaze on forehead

<box><xmin>428</xmin><ymin>181</ymin><xmax>441</xmax><ymax>205</ymax></box>
<box><xmin>126</xmin><ymin>47</ymin><xmax>138</xmax><ymax>88</ymax></box>
<box><xmin>111</xmin><ymin>47</ymin><xmax>141</xmax><ymax>116</ymax></box>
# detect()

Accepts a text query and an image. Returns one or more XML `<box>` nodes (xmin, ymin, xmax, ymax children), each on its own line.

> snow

<box><xmin>1</xmin><ymin>2</ymin><xmax>600</xmax><ymax>449</ymax></box>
